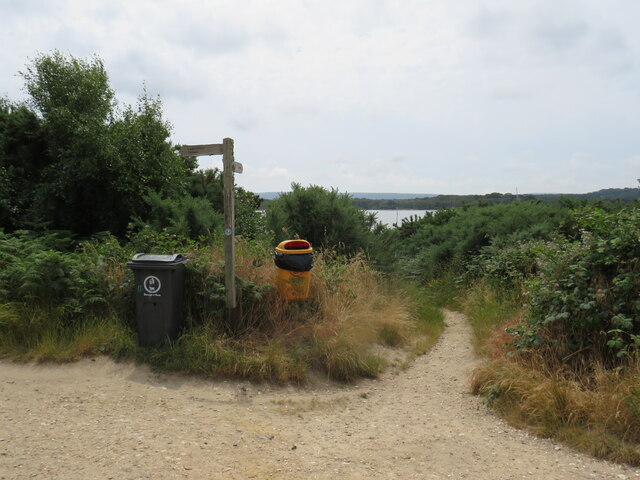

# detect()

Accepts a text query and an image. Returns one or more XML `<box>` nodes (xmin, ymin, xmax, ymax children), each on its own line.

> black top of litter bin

<box><xmin>127</xmin><ymin>253</ymin><xmax>188</xmax><ymax>268</ymax></box>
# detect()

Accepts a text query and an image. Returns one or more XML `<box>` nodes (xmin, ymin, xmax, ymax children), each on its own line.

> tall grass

<box><xmin>148</xmin><ymin>251</ymin><xmax>443</xmax><ymax>383</ymax></box>
<box><xmin>472</xmin><ymin>355</ymin><xmax>640</xmax><ymax>464</ymax></box>
<box><xmin>459</xmin><ymin>280</ymin><xmax>522</xmax><ymax>355</ymax></box>
<box><xmin>402</xmin><ymin>281</ymin><xmax>445</xmax><ymax>356</ymax></box>
<box><xmin>460</xmin><ymin>281</ymin><xmax>640</xmax><ymax>465</ymax></box>
<box><xmin>421</xmin><ymin>268</ymin><xmax>464</xmax><ymax>310</ymax></box>
<box><xmin>0</xmin><ymin>305</ymin><xmax>136</xmax><ymax>362</ymax></box>
<box><xmin>0</xmin><ymin>236</ymin><xmax>443</xmax><ymax>383</ymax></box>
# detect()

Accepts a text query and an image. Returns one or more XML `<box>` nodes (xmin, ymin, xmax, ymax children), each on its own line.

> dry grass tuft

<box><xmin>140</xmin><ymin>248</ymin><xmax>440</xmax><ymax>383</ymax></box>
<box><xmin>464</xmin><ymin>280</ymin><xmax>640</xmax><ymax>465</ymax></box>
<box><xmin>0</xmin><ymin>240</ymin><xmax>442</xmax><ymax>385</ymax></box>
<box><xmin>472</xmin><ymin>347</ymin><xmax>640</xmax><ymax>465</ymax></box>
<box><xmin>291</xmin><ymin>252</ymin><xmax>414</xmax><ymax>381</ymax></box>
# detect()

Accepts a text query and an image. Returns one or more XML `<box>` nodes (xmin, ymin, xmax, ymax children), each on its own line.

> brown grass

<box><xmin>0</xmin><ymin>239</ymin><xmax>441</xmax><ymax>385</ymax></box>
<box><xmin>472</xmin><ymin>342</ymin><xmax>640</xmax><ymax>464</ymax></box>
<box><xmin>461</xmin><ymin>279</ymin><xmax>640</xmax><ymax>465</ymax></box>
<box><xmin>154</xmin><ymin>247</ymin><xmax>434</xmax><ymax>383</ymax></box>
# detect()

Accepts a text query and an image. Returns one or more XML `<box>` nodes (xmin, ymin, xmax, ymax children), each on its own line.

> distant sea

<box><xmin>367</xmin><ymin>210</ymin><xmax>435</xmax><ymax>227</ymax></box>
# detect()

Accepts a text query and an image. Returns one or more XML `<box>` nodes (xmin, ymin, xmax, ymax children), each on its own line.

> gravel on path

<box><xmin>1</xmin><ymin>310</ymin><xmax>639</xmax><ymax>479</ymax></box>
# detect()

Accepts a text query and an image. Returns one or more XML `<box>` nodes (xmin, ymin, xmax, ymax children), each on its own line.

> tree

<box><xmin>265</xmin><ymin>183</ymin><xmax>375</xmax><ymax>254</ymax></box>
<box><xmin>19</xmin><ymin>52</ymin><xmax>114</xmax><ymax>233</ymax></box>
<box><xmin>108</xmin><ymin>92</ymin><xmax>195</xmax><ymax>234</ymax></box>
<box><xmin>0</xmin><ymin>99</ymin><xmax>51</xmax><ymax>230</ymax></box>
<box><xmin>3</xmin><ymin>51</ymin><xmax>194</xmax><ymax>236</ymax></box>
<box><xmin>188</xmin><ymin>168</ymin><xmax>267</xmax><ymax>239</ymax></box>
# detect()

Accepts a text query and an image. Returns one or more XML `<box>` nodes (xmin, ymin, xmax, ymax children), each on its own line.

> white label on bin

<box><xmin>143</xmin><ymin>276</ymin><xmax>162</xmax><ymax>296</ymax></box>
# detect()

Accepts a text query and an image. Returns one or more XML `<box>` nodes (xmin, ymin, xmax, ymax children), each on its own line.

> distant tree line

<box><xmin>349</xmin><ymin>188</ymin><xmax>640</xmax><ymax>210</ymax></box>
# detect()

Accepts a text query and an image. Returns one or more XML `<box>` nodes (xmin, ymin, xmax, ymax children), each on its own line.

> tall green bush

<box><xmin>137</xmin><ymin>192</ymin><xmax>224</xmax><ymax>240</ymax></box>
<box><xmin>188</xmin><ymin>168</ymin><xmax>267</xmax><ymax>240</ymax></box>
<box><xmin>265</xmin><ymin>183</ymin><xmax>376</xmax><ymax>254</ymax></box>
<box><xmin>509</xmin><ymin>206</ymin><xmax>640</xmax><ymax>365</ymax></box>
<box><xmin>1</xmin><ymin>51</ymin><xmax>194</xmax><ymax>236</ymax></box>
<box><xmin>395</xmin><ymin>202</ymin><xmax>572</xmax><ymax>281</ymax></box>
<box><xmin>0</xmin><ymin>99</ymin><xmax>50</xmax><ymax>230</ymax></box>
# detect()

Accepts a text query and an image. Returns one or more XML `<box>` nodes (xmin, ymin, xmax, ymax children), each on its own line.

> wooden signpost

<box><xmin>179</xmin><ymin>143</ymin><xmax>223</xmax><ymax>157</ymax></box>
<box><xmin>179</xmin><ymin>138</ymin><xmax>242</xmax><ymax>323</ymax></box>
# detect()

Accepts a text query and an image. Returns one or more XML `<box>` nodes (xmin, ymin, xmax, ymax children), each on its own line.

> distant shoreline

<box><xmin>258</xmin><ymin>187</ymin><xmax>640</xmax><ymax>211</ymax></box>
<box><xmin>259</xmin><ymin>187</ymin><xmax>640</xmax><ymax>203</ymax></box>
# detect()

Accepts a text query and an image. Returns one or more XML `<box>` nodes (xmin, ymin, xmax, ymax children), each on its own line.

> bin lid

<box><xmin>128</xmin><ymin>253</ymin><xmax>188</xmax><ymax>265</ymax></box>
<box><xmin>275</xmin><ymin>239</ymin><xmax>313</xmax><ymax>255</ymax></box>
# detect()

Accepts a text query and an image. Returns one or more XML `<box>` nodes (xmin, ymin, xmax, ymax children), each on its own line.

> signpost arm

<box><xmin>222</xmin><ymin>138</ymin><xmax>237</xmax><ymax>321</ymax></box>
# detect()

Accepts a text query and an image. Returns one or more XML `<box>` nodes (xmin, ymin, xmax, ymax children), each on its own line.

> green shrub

<box><xmin>0</xmin><ymin>225</ymin><xmax>443</xmax><ymax>383</ymax></box>
<box><xmin>8</xmin><ymin>52</ymin><xmax>195</xmax><ymax>236</ymax></box>
<box><xmin>464</xmin><ymin>240</ymin><xmax>550</xmax><ymax>289</ymax></box>
<box><xmin>393</xmin><ymin>201</ymin><xmax>572</xmax><ymax>281</ymax></box>
<box><xmin>265</xmin><ymin>183</ymin><xmax>376</xmax><ymax>255</ymax></box>
<box><xmin>509</xmin><ymin>206</ymin><xmax>640</xmax><ymax>365</ymax></box>
<box><xmin>0</xmin><ymin>232</ymin><xmax>105</xmax><ymax>316</ymax></box>
<box><xmin>188</xmin><ymin>168</ymin><xmax>268</xmax><ymax>240</ymax></box>
<box><xmin>138</xmin><ymin>191</ymin><xmax>224</xmax><ymax>240</ymax></box>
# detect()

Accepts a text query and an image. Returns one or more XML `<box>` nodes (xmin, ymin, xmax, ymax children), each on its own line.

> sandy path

<box><xmin>1</xmin><ymin>310</ymin><xmax>639</xmax><ymax>480</ymax></box>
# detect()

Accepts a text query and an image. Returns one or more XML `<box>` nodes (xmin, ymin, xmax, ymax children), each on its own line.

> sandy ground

<box><xmin>1</xmin><ymin>310</ymin><xmax>639</xmax><ymax>480</ymax></box>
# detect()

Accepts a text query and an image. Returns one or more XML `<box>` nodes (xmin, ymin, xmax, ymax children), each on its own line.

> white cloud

<box><xmin>622</xmin><ymin>155</ymin><xmax>640</xmax><ymax>168</ymax></box>
<box><xmin>1</xmin><ymin>0</ymin><xmax>639</xmax><ymax>194</ymax></box>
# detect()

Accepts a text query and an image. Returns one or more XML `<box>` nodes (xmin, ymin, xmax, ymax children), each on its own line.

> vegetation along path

<box><xmin>2</xmin><ymin>310</ymin><xmax>639</xmax><ymax>480</ymax></box>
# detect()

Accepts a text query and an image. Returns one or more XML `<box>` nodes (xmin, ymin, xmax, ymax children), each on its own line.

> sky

<box><xmin>1</xmin><ymin>0</ymin><xmax>639</xmax><ymax>195</ymax></box>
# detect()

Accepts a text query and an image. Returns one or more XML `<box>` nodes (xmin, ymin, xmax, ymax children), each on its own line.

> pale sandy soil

<box><xmin>1</xmin><ymin>310</ymin><xmax>639</xmax><ymax>480</ymax></box>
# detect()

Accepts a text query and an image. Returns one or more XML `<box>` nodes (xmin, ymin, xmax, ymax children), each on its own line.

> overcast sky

<box><xmin>1</xmin><ymin>0</ymin><xmax>638</xmax><ymax>194</ymax></box>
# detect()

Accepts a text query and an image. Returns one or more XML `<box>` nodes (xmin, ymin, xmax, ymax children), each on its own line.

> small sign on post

<box><xmin>179</xmin><ymin>138</ymin><xmax>241</xmax><ymax>324</ymax></box>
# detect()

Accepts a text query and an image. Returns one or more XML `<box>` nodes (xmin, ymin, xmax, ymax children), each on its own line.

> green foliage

<box><xmin>189</xmin><ymin>168</ymin><xmax>224</xmax><ymax>210</ymax></box>
<box><xmin>180</xmin><ymin>244</ymin><xmax>275</xmax><ymax>335</ymax></box>
<box><xmin>235</xmin><ymin>187</ymin><xmax>269</xmax><ymax>240</ymax></box>
<box><xmin>1</xmin><ymin>51</ymin><xmax>194</xmax><ymax>236</ymax></box>
<box><xmin>20</xmin><ymin>52</ymin><xmax>116</xmax><ymax>233</ymax></box>
<box><xmin>106</xmin><ymin>92</ymin><xmax>195</xmax><ymax>234</ymax></box>
<box><xmin>138</xmin><ymin>191</ymin><xmax>224</xmax><ymax>240</ymax></box>
<box><xmin>351</xmin><ymin>188</ymin><xmax>640</xmax><ymax>210</ymax></box>
<box><xmin>0</xmin><ymin>99</ymin><xmax>50</xmax><ymax>230</ymax></box>
<box><xmin>460</xmin><ymin>280</ymin><xmax>522</xmax><ymax>355</ymax></box>
<box><xmin>188</xmin><ymin>168</ymin><xmax>267</xmax><ymax>240</ymax></box>
<box><xmin>400</xmin><ymin>280</ymin><xmax>446</xmax><ymax>355</ymax></box>
<box><xmin>0</xmin><ymin>227</ymin><xmax>441</xmax><ymax>383</ymax></box>
<box><xmin>2</xmin><ymin>52</ymin><xmax>268</xmax><ymax>241</ymax></box>
<box><xmin>508</xmin><ymin>206</ymin><xmax>640</xmax><ymax>364</ymax></box>
<box><xmin>22</xmin><ymin>52</ymin><xmax>114</xmax><ymax>123</ymax></box>
<box><xmin>391</xmin><ymin>201</ymin><xmax>572</xmax><ymax>281</ymax></box>
<box><xmin>0</xmin><ymin>231</ymin><xmax>131</xmax><ymax>346</ymax></box>
<box><xmin>1</xmin><ymin>232</ymin><xmax>92</xmax><ymax>311</ymax></box>
<box><xmin>421</xmin><ymin>269</ymin><xmax>464</xmax><ymax>310</ymax></box>
<box><xmin>265</xmin><ymin>183</ymin><xmax>375</xmax><ymax>254</ymax></box>
<box><xmin>464</xmin><ymin>240</ymin><xmax>549</xmax><ymax>289</ymax></box>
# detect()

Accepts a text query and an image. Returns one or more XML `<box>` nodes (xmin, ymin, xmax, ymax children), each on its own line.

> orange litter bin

<box><xmin>274</xmin><ymin>240</ymin><xmax>313</xmax><ymax>301</ymax></box>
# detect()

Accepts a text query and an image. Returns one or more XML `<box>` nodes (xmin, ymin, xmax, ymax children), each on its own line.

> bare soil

<box><xmin>1</xmin><ymin>310</ymin><xmax>639</xmax><ymax>479</ymax></box>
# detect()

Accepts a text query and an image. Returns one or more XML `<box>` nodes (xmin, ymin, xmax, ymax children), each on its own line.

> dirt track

<box><xmin>1</xmin><ymin>310</ymin><xmax>639</xmax><ymax>479</ymax></box>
